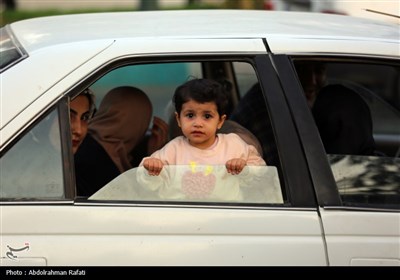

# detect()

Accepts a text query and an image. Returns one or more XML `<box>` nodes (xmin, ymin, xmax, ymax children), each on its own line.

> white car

<box><xmin>1</xmin><ymin>10</ymin><xmax>399</xmax><ymax>266</ymax></box>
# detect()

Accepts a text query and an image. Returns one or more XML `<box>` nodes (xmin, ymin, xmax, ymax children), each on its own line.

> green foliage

<box><xmin>0</xmin><ymin>8</ymin><xmax>137</xmax><ymax>27</ymax></box>
<box><xmin>0</xmin><ymin>2</ymin><xmax>225</xmax><ymax>27</ymax></box>
<box><xmin>224</xmin><ymin>0</ymin><xmax>265</xmax><ymax>9</ymax></box>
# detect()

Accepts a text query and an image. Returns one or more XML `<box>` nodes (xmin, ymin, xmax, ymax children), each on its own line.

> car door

<box><xmin>1</xmin><ymin>38</ymin><xmax>327</xmax><ymax>266</ymax></box>
<box><xmin>272</xmin><ymin>54</ymin><xmax>400</xmax><ymax>266</ymax></box>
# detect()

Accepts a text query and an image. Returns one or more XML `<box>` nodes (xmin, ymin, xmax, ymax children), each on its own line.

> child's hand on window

<box><xmin>143</xmin><ymin>158</ymin><xmax>164</xmax><ymax>176</ymax></box>
<box><xmin>225</xmin><ymin>158</ymin><xmax>246</xmax><ymax>175</ymax></box>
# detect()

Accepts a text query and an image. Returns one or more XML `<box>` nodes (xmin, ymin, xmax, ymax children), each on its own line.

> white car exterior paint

<box><xmin>1</xmin><ymin>41</ymin><xmax>113</xmax><ymax>130</ymax></box>
<box><xmin>3</xmin><ymin>10</ymin><xmax>399</xmax><ymax>149</ymax></box>
<box><xmin>0</xmin><ymin>205</ymin><xmax>326</xmax><ymax>266</ymax></box>
<box><xmin>320</xmin><ymin>209</ymin><xmax>400</xmax><ymax>266</ymax></box>
<box><xmin>267</xmin><ymin>36</ymin><xmax>400</xmax><ymax>57</ymax></box>
<box><xmin>10</xmin><ymin>11</ymin><xmax>397</xmax><ymax>52</ymax></box>
<box><xmin>1</xmin><ymin>38</ymin><xmax>266</xmax><ymax>149</ymax></box>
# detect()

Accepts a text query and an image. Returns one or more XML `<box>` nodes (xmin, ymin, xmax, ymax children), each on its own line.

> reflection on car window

<box><xmin>0</xmin><ymin>109</ymin><xmax>65</xmax><ymax>200</ymax></box>
<box><xmin>325</xmin><ymin>63</ymin><xmax>400</xmax><ymax>153</ymax></box>
<box><xmin>89</xmin><ymin>165</ymin><xmax>283</xmax><ymax>204</ymax></box>
<box><xmin>301</xmin><ymin>59</ymin><xmax>400</xmax><ymax>210</ymax></box>
<box><xmin>329</xmin><ymin>155</ymin><xmax>400</xmax><ymax>209</ymax></box>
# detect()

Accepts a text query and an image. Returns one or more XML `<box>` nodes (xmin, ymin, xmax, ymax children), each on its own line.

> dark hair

<box><xmin>173</xmin><ymin>78</ymin><xmax>229</xmax><ymax>116</ymax></box>
<box><xmin>80</xmin><ymin>88</ymin><xmax>96</xmax><ymax>118</ymax></box>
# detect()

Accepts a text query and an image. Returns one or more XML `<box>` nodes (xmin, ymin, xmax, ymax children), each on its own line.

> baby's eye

<box><xmin>185</xmin><ymin>113</ymin><xmax>194</xmax><ymax>118</ymax></box>
<box><xmin>204</xmin><ymin>114</ymin><xmax>212</xmax><ymax>119</ymax></box>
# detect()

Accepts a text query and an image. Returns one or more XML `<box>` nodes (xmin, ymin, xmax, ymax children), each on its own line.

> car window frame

<box><xmin>274</xmin><ymin>54</ymin><xmax>400</xmax><ymax>211</ymax></box>
<box><xmin>69</xmin><ymin>53</ymin><xmax>318</xmax><ymax>208</ymax></box>
<box><xmin>271</xmin><ymin>54</ymin><xmax>341</xmax><ymax>207</ymax></box>
<box><xmin>0</xmin><ymin>99</ymin><xmax>75</xmax><ymax>203</ymax></box>
<box><xmin>59</xmin><ymin>96</ymin><xmax>76</xmax><ymax>199</ymax></box>
<box><xmin>255</xmin><ymin>53</ymin><xmax>317</xmax><ymax>207</ymax></box>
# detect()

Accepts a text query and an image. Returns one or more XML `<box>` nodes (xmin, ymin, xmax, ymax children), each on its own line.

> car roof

<box><xmin>10</xmin><ymin>10</ymin><xmax>400</xmax><ymax>53</ymax></box>
<box><xmin>2</xmin><ymin>10</ymin><xmax>399</xmax><ymax>149</ymax></box>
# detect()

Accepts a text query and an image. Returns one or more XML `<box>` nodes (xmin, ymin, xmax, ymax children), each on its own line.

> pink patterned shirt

<box><xmin>140</xmin><ymin>133</ymin><xmax>266</xmax><ymax>166</ymax></box>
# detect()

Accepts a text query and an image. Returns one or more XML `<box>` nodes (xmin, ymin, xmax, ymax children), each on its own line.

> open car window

<box><xmin>74</xmin><ymin>58</ymin><xmax>287</xmax><ymax>205</ymax></box>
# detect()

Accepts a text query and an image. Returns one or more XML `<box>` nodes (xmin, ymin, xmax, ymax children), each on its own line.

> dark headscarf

<box><xmin>312</xmin><ymin>84</ymin><xmax>376</xmax><ymax>155</ymax></box>
<box><xmin>89</xmin><ymin>86</ymin><xmax>152</xmax><ymax>172</ymax></box>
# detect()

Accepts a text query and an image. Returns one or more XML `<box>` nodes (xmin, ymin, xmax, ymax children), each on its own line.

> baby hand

<box><xmin>143</xmin><ymin>158</ymin><xmax>164</xmax><ymax>176</ymax></box>
<box><xmin>225</xmin><ymin>158</ymin><xmax>246</xmax><ymax>175</ymax></box>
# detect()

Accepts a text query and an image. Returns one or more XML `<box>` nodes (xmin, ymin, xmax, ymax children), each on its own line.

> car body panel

<box><xmin>0</xmin><ymin>205</ymin><xmax>326</xmax><ymax>266</ymax></box>
<box><xmin>3</xmin><ymin>10</ymin><xmax>399</xmax><ymax>147</ymax></box>
<box><xmin>267</xmin><ymin>36</ymin><xmax>400</xmax><ymax>57</ymax></box>
<box><xmin>271</xmin><ymin>54</ymin><xmax>341</xmax><ymax>206</ymax></box>
<box><xmin>0</xmin><ymin>40</ymin><xmax>113</xmax><ymax>131</ymax></box>
<box><xmin>0</xmin><ymin>38</ymin><xmax>266</xmax><ymax>149</ymax></box>
<box><xmin>320</xmin><ymin>209</ymin><xmax>400</xmax><ymax>266</ymax></box>
<box><xmin>10</xmin><ymin>11</ymin><xmax>398</xmax><ymax>50</ymax></box>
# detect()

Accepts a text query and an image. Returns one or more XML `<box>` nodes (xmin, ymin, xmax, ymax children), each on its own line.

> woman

<box><xmin>74</xmin><ymin>86</ymin><xmax>168</xmax><ymax>197</ymax></box>
<box><xmin>70</xmin><ymin>89</ymin><xmax>96</xmax><ymax>154</ymax></box>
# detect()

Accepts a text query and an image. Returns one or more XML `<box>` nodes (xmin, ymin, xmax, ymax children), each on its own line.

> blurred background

<box><xmin>1</xmin><ymin>0</ymin><xmax>399</xmax><ymax>26</ymax></box>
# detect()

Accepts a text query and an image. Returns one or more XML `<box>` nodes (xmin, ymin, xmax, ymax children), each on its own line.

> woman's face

<box><xmin>70</xmin><ymin>95</ymin><xmax>91</xmax><ymax>154</ymax></box>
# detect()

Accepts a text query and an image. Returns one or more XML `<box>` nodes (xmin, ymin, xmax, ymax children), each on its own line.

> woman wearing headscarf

<box><xmin>312</xmin><ymin>84</ymin><xmax>376</xmax><ymax>156</ymax></box>
<box><xmin>70</xmin><ymin>89</ymin><xmax>96</xmax><ymax>154</ymax></box>
<box><xmin>75</xmin><ymin>86</ymin><xmax>167</xmax><ymax>197</ymax></box>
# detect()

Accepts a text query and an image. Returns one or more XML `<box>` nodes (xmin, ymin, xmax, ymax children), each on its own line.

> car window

<box><xmin>233</xmin><ymin>61</ymin><xmax>259</xmax><ymax>96</ymax></box>
<box><xmin>294</xmin><ymin>58</ymin><xmax>400</xmax><ymax>210</ymax></box>
<box><xmin>80</xmin><ymin>59</ymin><xmax>285</xmax><ymax>205</ymax></box>
<box><xmin>328</xmin><ymin>154</ymin><xmax>399</xmax><ymax>209</ymax></box>
<box><xmin>0</xmin><ymin>26</ymin><xmax>27</xmax><ymax>72</ymax></box>
<box><xmin>91</xmin><ymin>62</ymin><xmax>202</xmax><ymax>123</ymax></box>
<box><xmin>0</xmin><ymin>109</ymin><xmax>65</xmax><ymax>200</ymax></box>
<box><xmin>326</xmin><ymin>62</ymin><xmax>400</xmax><ymax>145</ymax></box>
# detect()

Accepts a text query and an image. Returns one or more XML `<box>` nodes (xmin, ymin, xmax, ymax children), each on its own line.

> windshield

<box><xmin>89</xmin><ymin>165</ymin><xmax>284</xmax><ymax>204</ymax></box>
<box><xmin>0</xmin><ymin>26</ymin><xmax>27</xmax><ymax>72</ymax></box>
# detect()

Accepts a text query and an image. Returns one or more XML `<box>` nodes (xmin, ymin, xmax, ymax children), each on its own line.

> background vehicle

<box><xmin>313</xmin><ymin>0</ymin><xmax>400</xmax><ymax>24</ymax></box>
<box><xmin>1</xmin><ymin>10</ymin><xmax>399</xmax><ymax>266</ymax></box>
<box><xmin>273</xmin><ymin>0</ymin><xmax>400</xmax><ymax>23</ymax></box>
<box><xmin>272</xmin><ymin>0</ymin><xmax>311</xmax><ymax>12</ymax></box>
